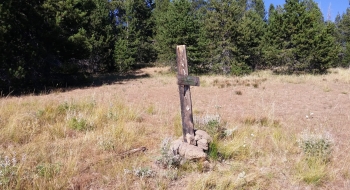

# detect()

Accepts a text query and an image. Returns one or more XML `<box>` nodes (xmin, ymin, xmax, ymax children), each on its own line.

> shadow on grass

<box><xmin>1</xmin><ymin>70</ymin><xmax>151</xmax><ymax>97</ymax></box>
<box><xmin>91</xmin><ymin>70</ymin><xmax>150</xmax><ymax>86</ymax></box>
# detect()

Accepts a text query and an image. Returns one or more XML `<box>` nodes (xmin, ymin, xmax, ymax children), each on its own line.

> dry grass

<box><xmin>0</xmin><ymin>92</ymin><xmax>163</xmax><ymax>189</ymax></box>
<box><xmin>1</xmin><ymin>67</ymin><xmax>350</xmax><ymax>189</ymax></box>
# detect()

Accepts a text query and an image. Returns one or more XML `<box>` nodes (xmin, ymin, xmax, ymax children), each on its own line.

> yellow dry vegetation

<box><xmin>0</xmin><ymin>67</ymin><xmax>349</xmax><ymax>189</ymax></box>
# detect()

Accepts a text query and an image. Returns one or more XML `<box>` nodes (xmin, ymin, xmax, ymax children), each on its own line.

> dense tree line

<box><xmin>0</xmin><ymin>0</ymin><xmax>349</xmax><ymax>93</ymax></box>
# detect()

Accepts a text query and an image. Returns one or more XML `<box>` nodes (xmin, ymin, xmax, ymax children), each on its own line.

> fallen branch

<box><xmin>117</xmin><ymin>146</ymin><xmax>147</xmax><ymax>158</ymax></box>
<box><xmin>80</xmin><ymin>147</ymin><xmax>147</xmax><ymax>173</ymax></box>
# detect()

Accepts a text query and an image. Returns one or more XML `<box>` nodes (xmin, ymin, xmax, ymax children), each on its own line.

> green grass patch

<box><xmin>68</xmin><ymin>117</ymin><xmax>94</xmax><ymax>131</ymax></box>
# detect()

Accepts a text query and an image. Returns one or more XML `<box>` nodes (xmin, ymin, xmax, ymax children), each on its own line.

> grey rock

<box><xmin>186</xmin><ymin>133</ymin><xmax>196</xmax><ymax>145</ymax></box>
<box><xmin>195</xmin><ymin>130</ymin><xmax>212</xmax><ymax>142</ymax></box>
<box><xmin>179</xmin><ymin>143</ymin><xmax>207</xmax><ymax>160</ymax></box>
<box><xmin>197</xmin><ymin>139</ymin><xmax>208</xmax><ymax>150</ymax></box>
<box><xmin>169</xmin><ymin>139</ymin><xmax>182</xmax><ymax>155</ymax></box>
<box><xmin>203</xmin><ymin>160</ymin><xmax>211</xmax><ymax>172</ymax></box>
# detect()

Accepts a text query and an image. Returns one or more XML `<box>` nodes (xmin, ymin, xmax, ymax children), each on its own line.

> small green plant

<box><xmin>36</xmin><ymin>163</ymin><xmax>61</xmax><ymax>178</ymax></box>
<box><xmin>203</xmin><ymin>120</ymin><xmax>221</xmax><ymax>137</ymax></box>
<box><xmin>57</xmin><ymin>101</ymin><xmax>84</xmax><ymax>114</ymax></box>
<box><xmin>156</xmin><ymin>138</ymin><xmax>182</xmax><ymax>169</ymax></box>
<box><xmin>208</xmin><ymin>140</ymin><xmax>219</xmax><ymax>160</ymax></box>
<box><xmin>243</xmin><ymin>117</ymin><xmax>281</xmax><ymax>128</ymax></box>
<box><xmin>68</xmin><ymin>117</ymin><xmax>94</xmax><ymax>131</ymax></box>
<box><xmin>57</xmin><ymin>102</ymin><xmax>70</xmax><ymax>113</ymax></box>
<box><xmin>235</xmin><ymin>90</ymin><xmax>242</xmax><ymax>95</ymax></box>
<box><xmin>298</xmin><ymin>129</ymin><xmax>333</xmax><ymax>160</ymax></box>
<box><xmin>194</xmin><ymin>114</ymin><xmax>222</xmax><ymax>137</ymax></box>
<box><xmin>124</xmin><ymin>167</ymin><xmax>156</xmax><ymax>178</ymax></box>
<box><xmin>0</xmin><ymin>155</ymin><xmax>19</xmax><ymax>187</ymax></box>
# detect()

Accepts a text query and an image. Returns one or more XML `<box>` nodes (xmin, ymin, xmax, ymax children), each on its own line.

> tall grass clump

<box><xmin>207</xmin><ymin>140</ymin><xmax>221</xmax><ymax>161</ymax></box>
<box><xmin>216</xmin><ymin>129</ymin><xmax>250</xmax><ymax>161</ymax></box>
<box><xmin>296</xmin><ymin>129</ymin><xmax>334</xmax><ymax>185</ymax></box>
<box><xmin>296</xmin><ymin>157</ymin><xmax>328</xmax><ymax>185</ymax></box>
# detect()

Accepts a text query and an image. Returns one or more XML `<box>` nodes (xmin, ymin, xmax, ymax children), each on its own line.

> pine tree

<box><xmin>262</xmin><ymin>4</ymin><xmax>286</xmax><ymax>68</ymax></box>
<box><xmin>0</xmin><ymin>0</ymin><xmax>51</xmax><ymax>89</ymax></box>
<box><xmin>154</xmin><ymin>0</ymin><xmax>205</xmax><ymax>72</ymax></box>
<box><xmin>248</xmin><ymin>0</ymin><xmax>266</xmax><ymax>20</ymax></box>
<box><xmin>114</xmin><ymin>37</ymin><xmax>135</xmax><ymax>71</ymax></box>
<box><xmin>295</xmin><ymin>0</ymin><xmax>338</xmax><ymax>72</ymax></box>
<box><xmin>237</xmin><ymin>9</ymin><xmax>266</xmax><ymax>71</ymax></box>
<box><xmin>204</xmin><ymin>0</ymin><xmax>243</xmax><ymax>74</ymax></box>
<box><xmin>336</xmin><ymin>8</ymin><xmax>350</xmax><ymax>67</ymax></box>
<box><xmin>267</xmin><ymin>3</ymin><xmax>275</xmax><ymax>19</ymax></box>
<box><xmin>263</xmin><ymin>0</ymin><xmax>338</xmax><ymax>73</ymax></box>
<box><xmin>114</xmin><ymin>0</ymin><xmax>155</xmax><ymax>71</ymax></box>
<box><xmin>0</xmin><ymin>0</ymin><xmax>119</xmax><ymax>92</ymax></box>
<box><xmin>130</xmin><ymin>0</ymin><xmax>155</xmax><ymax>64</ymax></box>
<box><xmin>87</xmin><ymin>0</ymin><xmax>118</xmax><ymax>72</ymax></box>
<box><xmin>309</xmin><ymin>22</ymin><xmax>339</xmax><ymax>71</ymax></box>
<box><xmin>43</xmin><ymin>0</ymin><xmax>94</xmax><ymax>61</ymax></box>
<box><xmin>153</xmin><ymin>0</ymin><xmax>170</xmax><ymax>63</ymax></box>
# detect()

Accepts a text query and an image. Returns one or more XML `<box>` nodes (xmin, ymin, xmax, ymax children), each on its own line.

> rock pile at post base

<box><xmin>169</xmin><ymin>130</ymin><xmax>212</xmax><ymax>160</ymax></box>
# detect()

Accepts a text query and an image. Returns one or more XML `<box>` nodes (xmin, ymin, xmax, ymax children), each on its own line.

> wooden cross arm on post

<box><xmin>177</xmin><ymin>75</ymin><xmax>200</xmax><ymax>86</ymax></box>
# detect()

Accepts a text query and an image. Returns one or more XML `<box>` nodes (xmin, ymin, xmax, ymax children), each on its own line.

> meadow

<box><xmin>1</xmin><ymin>67</ymin><xmax>350</xmax><ymax>189</ymax></box>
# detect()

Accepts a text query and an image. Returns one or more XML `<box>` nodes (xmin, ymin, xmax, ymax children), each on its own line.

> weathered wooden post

<box><xmin>176</xmin><ymin>45</ymin><xmax>200</xmax><ymax>144</ymax></box>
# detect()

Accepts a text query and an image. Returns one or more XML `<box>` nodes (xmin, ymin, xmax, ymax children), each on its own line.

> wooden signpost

<box><xmin>176</xmin><ymin>45</ymin><xmax>200</xmax><ymax>144</ymax></box>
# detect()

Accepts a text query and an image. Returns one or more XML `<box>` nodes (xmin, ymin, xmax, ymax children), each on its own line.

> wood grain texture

<box><xmin>176</xmin><ymin>45</ymin><xmax>195</xmax><ymax>143</ymax></box>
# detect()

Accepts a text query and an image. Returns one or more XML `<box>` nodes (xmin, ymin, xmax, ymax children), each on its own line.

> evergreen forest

<box><xmin>1</xmin><ymin>0</ymin><xmax>350</xmax><ymax>93</ymax></box>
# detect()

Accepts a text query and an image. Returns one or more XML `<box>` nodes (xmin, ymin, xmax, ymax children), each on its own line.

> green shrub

<box><xmin>298</xmin><ymin>130</ymin><xmax>333</xmax><ymax>161</ymax></box>
<box><xmin>68</xmin><ymin>117</ymin><xmax>94</xmax><ymax>131</ymax></box>
<box><xmin>156</xmin><ymin>138</ymin><xmax>182</xmax><ymax>169</ymax></box>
